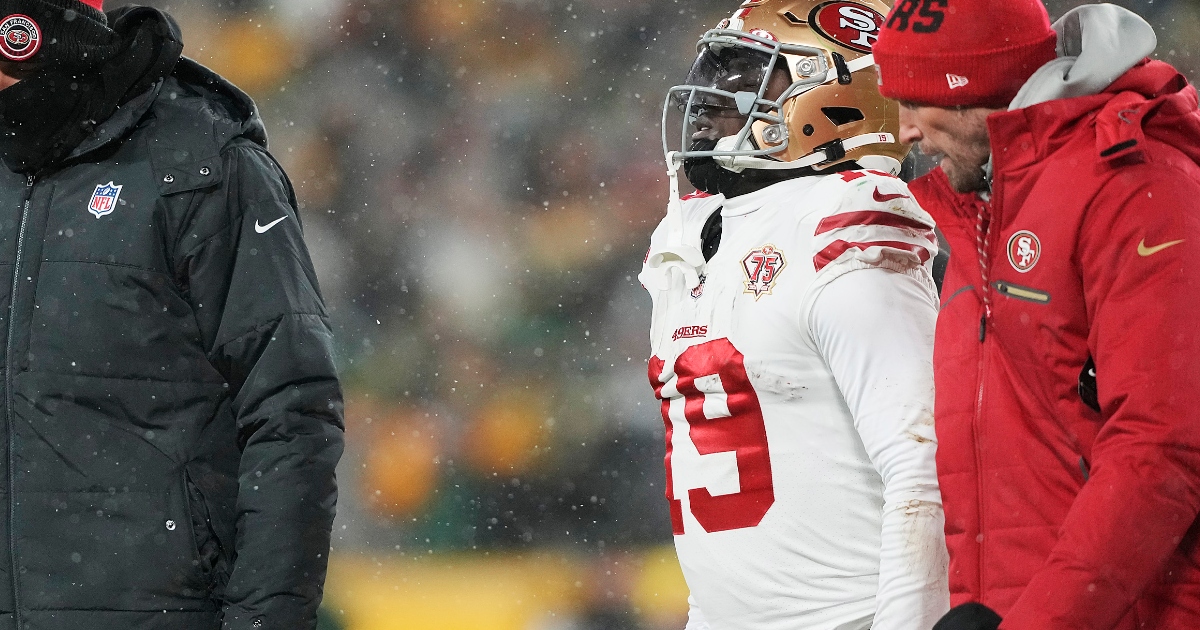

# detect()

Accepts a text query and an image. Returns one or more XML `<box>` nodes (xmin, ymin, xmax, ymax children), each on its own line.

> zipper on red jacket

<box><xmin>973</xmin><ymin>338</ymin><xmax>990</xmax><ymax>597</ymax></box>
<box><xmin>972</xmin><ymin>195</ymin><xmax>994</xmax><ymax>598</ymax></box>
<box><xmin>5</xmin><ymin>173</ymin><xmax>33</xmax><ymax>629</ymax></box>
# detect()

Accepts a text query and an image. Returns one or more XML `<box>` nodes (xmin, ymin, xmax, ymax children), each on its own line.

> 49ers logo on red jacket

<box><xmin>1007</xmin><ymin>230</ymin><xmax>1042</xmax><ymax>273</ymax></box>
<box><xmin>0</xmin><ymin>15</ymin><xmax>40</xmax><ymax>62</ymax></box>
<box><xmin>808</xmin><ymin>2</ymin><xmax>885</xmax><ymax>53</ymax></box>
<box><xmin>743</xmin><ymin>244</ymin><xmax>786</xmax><ymax>299</ymax></box>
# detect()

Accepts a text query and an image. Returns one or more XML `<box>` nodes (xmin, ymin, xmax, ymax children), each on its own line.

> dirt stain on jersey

<box><xmin>898</xmin><ymin>499</ymin><xmax>950</xmax><ymax>590</ymax></box>
<box><xmin>743</xmin><ymin>361</ymin><xmax>808</xmax><ymax>399</ymax></box>
<box><xmin>906</xmin><ymin>431</ymin><xmax>934</xmax><ymax>444</ymax></box>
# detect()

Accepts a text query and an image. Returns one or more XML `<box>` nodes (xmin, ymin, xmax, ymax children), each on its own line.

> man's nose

<box><xmin>898</xmin><ymin>105</ymin><xmax>923</xmax><ymax>145</ymax></box>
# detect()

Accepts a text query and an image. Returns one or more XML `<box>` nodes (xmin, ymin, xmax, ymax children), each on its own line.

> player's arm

<box><xmin>809</xmin><ymin>265</ymin><xmax>949</xmax><ymax>630</ymax></box>
<box><xmin>804</xmin><ymin>175</ymin><xmax>949</xmax><ymax>629</ymax></box>
<box><xmin>1001</xmin><ymin>167</ymin><xmax>1200</xmax><ymax>629</ymax></box>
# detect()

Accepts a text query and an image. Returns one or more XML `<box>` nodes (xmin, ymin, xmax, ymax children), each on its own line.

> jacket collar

<box><xmin>65</xmin><ymin>7</ymin><xmax>183</xmax><ymax>164</ymax></box>
<box><xmin>67</xmin><ymin>79</ymin><xmax>165</xmax><ymax>163</ymax></box>
<box><xmin>1009</xmin><ymin>4</ymin><xmax>1156</xmax><ymax>111</ymax></box>
<box><xmin>909</xmin><ymin>165</ymin><xmax>980</xmax><ymax>236</ymax></box>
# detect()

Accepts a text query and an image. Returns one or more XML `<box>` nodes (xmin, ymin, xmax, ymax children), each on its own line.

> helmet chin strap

<box><xmin>713</xmin><ymin>131</ymin><xmax>898</xmax><ymax>172</ymax></box>
<box><xmin>639</xmin><ymin>151</ymin><xmax>706</xmax><ymax>292</ymax></box>
<box><xmin>823</xmin><ymin>53</ymin><xmax>877</xmax><ymax>86</ymax></box>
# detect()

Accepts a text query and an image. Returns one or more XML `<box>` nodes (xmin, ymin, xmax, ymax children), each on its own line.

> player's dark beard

<box><xmin>682</xmin><ymin>138</ymin><xmax>740</xmax><ymax>196</ymax></box>
<box><xmin>683</xmin><ymin>138</ymin><xmax>860</xmax><ymax>198</ymax></box>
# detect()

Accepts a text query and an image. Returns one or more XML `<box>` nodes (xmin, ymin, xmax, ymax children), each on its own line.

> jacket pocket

<box><xmin>184</xmin><ymin>469</ymin><xmax>229</xmax><ymax>594</ymax></box>
<box><xmin>17</xmin><ymin>489</ymin><xmax>213</xmax><ymax>611</ymax></box>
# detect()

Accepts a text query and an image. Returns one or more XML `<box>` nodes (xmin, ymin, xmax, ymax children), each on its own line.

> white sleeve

<box><xmin>684</xmin><ymin>594</ymin><xmax>711</xmax><ymax>630</ymax></box>
<box><xmin>808</xmin><ymin>266</ymin><xmax>950</xmax><ymax>630</ymax></box>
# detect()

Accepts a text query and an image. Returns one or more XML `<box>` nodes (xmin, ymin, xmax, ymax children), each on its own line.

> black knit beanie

<box><xmin>0</xmin><ymin>0</ymin><xmax>120</xmax><ymax>68</ymax></box>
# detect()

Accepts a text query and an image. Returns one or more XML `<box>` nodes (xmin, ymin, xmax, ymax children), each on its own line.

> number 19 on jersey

<box><xmin>649</xmin><ymin>338</ymin><xmax>776</xmax><ymax>535</ymax></box>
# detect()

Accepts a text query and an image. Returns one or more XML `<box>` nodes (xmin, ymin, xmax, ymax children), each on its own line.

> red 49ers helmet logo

<box><xmin>808</xmin><ymin>1</ymin><xmax>885</xmax><ymax>53</ymax></box>
<box><xmin>0</xmin><ymin>15</ymin><xmax>40</xmax><ymax>62</ymax></box>
<box><xmin>1007</xmin><ymin>230</ymin><xmax>1042</xmax><ymax>273</ymax></box>
<box><xmin>742</xmin><ymin>244</ymin><xmax>787</xmax><ymax>300</ymax></box>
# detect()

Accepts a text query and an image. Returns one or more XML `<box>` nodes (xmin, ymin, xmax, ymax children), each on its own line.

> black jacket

<box><xmin>0</xmin><ymin>9</ymin><xmax>345</xmax><ymax>630</ymax></box>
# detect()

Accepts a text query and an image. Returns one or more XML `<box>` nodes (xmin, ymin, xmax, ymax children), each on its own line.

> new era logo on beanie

<box><xmin>873</xmin><ymin>0</ymin><xmax>1059</xmax><ymax>108</ymax></box>
<box><xmin>0</xmin><ymin>0</ymin><xmax>115</xmax><ymax>66</ymax></box>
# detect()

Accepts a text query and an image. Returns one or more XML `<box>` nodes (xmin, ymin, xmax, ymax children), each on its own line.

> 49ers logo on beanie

<box><xmin>0</xmin><ymin>14</ymin><xmax>40</xmax><ymax>61</ymax></box>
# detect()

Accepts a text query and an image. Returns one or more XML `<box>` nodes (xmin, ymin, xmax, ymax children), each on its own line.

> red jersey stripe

<box><xmin>681</xmin><ymin>190</ymin><xmax>714</xmax><ymax>201</ymax></box>
<box><xmin>838</xmin><ymin>170</ymin><xmax>899</xmax><ymax>182</ymax></box>
<box><xmin>813</xmin><ymin>239</ymin><xmax>933</xmax><ymax>272</ymax></box>
<box><xmin>816</xmin><ymin>210</ymin><xmax>933</xmax><ymax>235</ymax></box>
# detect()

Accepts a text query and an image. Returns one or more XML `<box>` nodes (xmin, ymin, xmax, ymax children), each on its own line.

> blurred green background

<box><xmin>135</xmin><ymin>0</ymin><xmax>1200</xmax><ymax>627</ymax></box>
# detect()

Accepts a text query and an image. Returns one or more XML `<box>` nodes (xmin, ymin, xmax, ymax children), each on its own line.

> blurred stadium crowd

<box><xmin>140</xmin><ymin>0</ymin><xmax>1200</xmax><ymax>628</ymax></box>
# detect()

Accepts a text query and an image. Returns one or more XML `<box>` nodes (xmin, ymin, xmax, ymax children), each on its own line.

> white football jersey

<box><xmin>640</xmin><ymin>170</ymin><xmax>949</xmax><ymax>630</ymax></box>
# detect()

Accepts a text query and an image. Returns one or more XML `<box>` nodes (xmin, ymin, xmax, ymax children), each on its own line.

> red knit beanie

<box><xmin>873</xmin><ymin>0</ymin><xmax>1059</xmax><ymax>107</ymax></box>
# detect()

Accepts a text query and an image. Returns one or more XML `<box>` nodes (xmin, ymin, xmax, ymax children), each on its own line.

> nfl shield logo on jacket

<box><xmin>87</xmin><ymin>181</ymin><xmax>123</xmax><ymax>218</ymax></box>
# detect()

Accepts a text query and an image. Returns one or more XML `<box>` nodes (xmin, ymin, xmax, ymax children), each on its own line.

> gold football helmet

<box><xmin>663</xmin><ymin>0</ymin><xmax>908</xmax><ymax>176</ymax></box>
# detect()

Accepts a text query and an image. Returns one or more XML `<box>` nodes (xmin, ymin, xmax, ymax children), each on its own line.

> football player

<box><xmin>640</xmin><ymin>1</ymin><xmax>948</xmax><ymax>629</ymax></box>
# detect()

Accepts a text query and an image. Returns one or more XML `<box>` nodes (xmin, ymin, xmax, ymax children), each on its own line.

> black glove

<box><xmin>933</xmin><ymin>602</ymin><xmax>1002</xmax><ymax>630</ymax></box>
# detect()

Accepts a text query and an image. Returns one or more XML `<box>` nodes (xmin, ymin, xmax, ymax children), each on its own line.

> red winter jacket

<box><xmin>911</xmin><ymin>59</ymin><xmax>1200</xmax><ymax>629</ymax></box>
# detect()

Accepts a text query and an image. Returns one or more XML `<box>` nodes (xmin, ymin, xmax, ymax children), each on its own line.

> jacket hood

<box><xmin>972</xmin><ymin>5</ymin><xmax>1200</xmax><ymax>196</ymax></box>
<box><xmin>74</xmin><ymin>10</ymin><xmax>267</xmax><ymax>162</ymax></box>
<box><xmin>1010</xmin><ymin>4</ymin><xmax>1156</xmax><ymax>110</ymax></box>
<box><xmin>925</xmin><ymin>54</ymin><xmax>1200</xmax><ymax>224</ymax></box>
<box><xmin>169</xmin><ymin>57</ymin><xmax>268</xmax><ymax>149</ymax></box>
